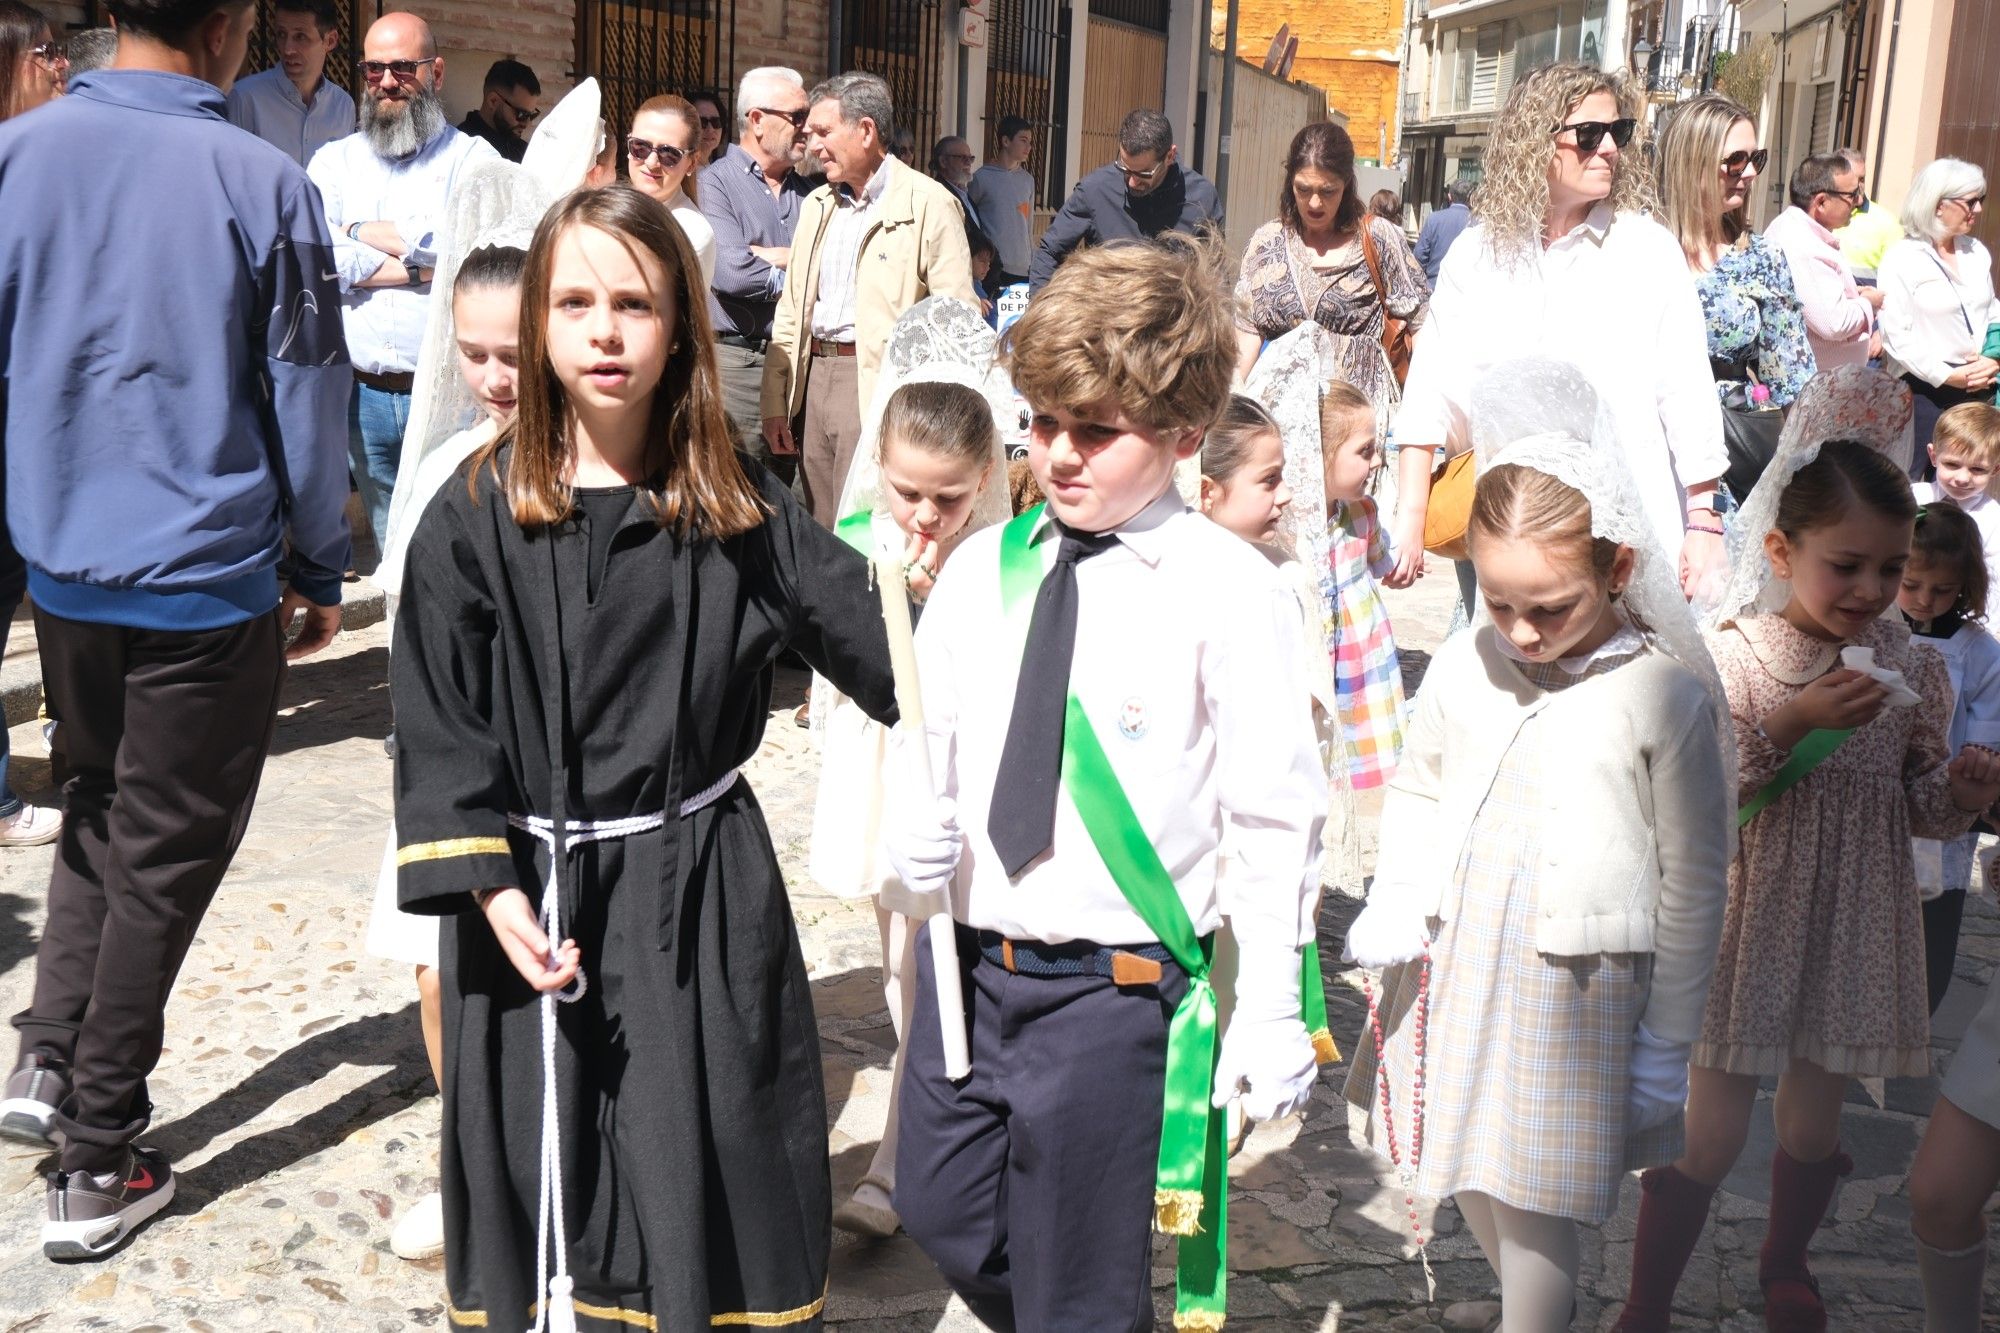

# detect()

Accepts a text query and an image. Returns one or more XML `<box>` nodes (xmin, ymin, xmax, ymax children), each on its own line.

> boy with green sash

<box><xmin>885</xmin><ymin>239</ymin><xmax>1328</xmax><ymax>1331</ymax></box>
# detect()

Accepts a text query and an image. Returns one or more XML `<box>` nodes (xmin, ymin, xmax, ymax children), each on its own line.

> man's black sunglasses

<box><xmin>754</xmin><ymin>106</ymin><xmax>808</xmax><ymax>128</ymax></box>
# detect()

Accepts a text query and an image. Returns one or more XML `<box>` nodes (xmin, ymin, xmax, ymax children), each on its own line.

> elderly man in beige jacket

<box><xmin>760</xmin><ymin>71</ymin><xmax>975</xmax><ymax>527</ymax></box>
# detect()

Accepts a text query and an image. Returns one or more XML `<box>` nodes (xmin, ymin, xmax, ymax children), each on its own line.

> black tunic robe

<box><xmin>392</xmin><ymin>451</ymin><xmax>896</xmax><ymax>1331</ymax></box>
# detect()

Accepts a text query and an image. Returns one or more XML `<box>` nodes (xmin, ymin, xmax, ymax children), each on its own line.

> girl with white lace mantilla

<box><xmin>1345</xmin><ymin>359</ymin><xmax>1732</xmax><ymax>1328</ymax></box>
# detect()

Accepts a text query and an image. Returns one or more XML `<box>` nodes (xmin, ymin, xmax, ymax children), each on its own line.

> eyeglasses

<box><xmin>944</xmin><ymin>152</ymin><xmax>976</xmax><ymax>164</ymax></box>
<box><xmin>1950</xmin><ymin>194</ymin><xmax>1989</xmax><ymax>210</ymax></box>
<box><xmin>1116</xmin><ymin>157</ymin><xmax>1166</xmax><ymax>181</ymax></box>
<box><xmin>698</xmin><ymin>114</ymin><xmax>723</xmax><ymax>129</ymax></box>
<box><xmin>497</xmin><ymin>95</ymin><xmax>540</xmax><ymax>123</ymax></box>
<box><xmin>1553</xmin><ymin>118</ymin><xmax>1636</xmax><ymax>153</ymax></box>
<box><xmin>357</xmin><ymin>58</ymin><xmax>438</xmax><ymax>82</ymax></box>
<box><xmin>1824</xmin><ymin>186</ymin><xmax>1867</xmax><ymax>207</ymax></box>
<box><xmin>1720</xmin><ymin>147</ymin><xmax>1770</xmax><ymax>176</ymax></box>
<box><xmin>28</xmin><ymin>40</ymin><xmax>67</xmax><ymax>66</ymax></box>
<box><xmin>753</xmin><ymin>106</ymin><xmax>808</xmax><ymax>128</ymax></box>
<box><xmin>626</xmin><ymin>137</ymin><xmax>688</xmax><ymax>168</ymax></box>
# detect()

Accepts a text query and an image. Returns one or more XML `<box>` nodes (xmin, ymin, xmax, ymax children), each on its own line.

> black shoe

<box><xmin>0</xmin><ymin>1053</ymin><xmax>69</xmax><ymax>1146</ymax></box>
<box><xmin>44</xmin><ymin>1145</ymin><xmax>176</xmax><ymax>1260</ymax></box>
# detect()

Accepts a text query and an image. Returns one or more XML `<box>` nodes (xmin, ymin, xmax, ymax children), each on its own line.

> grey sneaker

<box><xmin>0</xmin><ymin>1053</ymin><xmax>69</xmax><ymax>1145</ymax></box>
<box><xmin>43</xmin><ymin>1145</ymin><xmax>175</xmax><ymax>1260</ymax></box>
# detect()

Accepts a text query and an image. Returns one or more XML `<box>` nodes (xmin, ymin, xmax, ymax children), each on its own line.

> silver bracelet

<box><xmin>1754</xmin><ymin>721</ymin><xmax>1791</xmax><ymax>754</ymax></box>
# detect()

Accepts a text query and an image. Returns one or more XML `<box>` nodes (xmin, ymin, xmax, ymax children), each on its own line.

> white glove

<box><xmin>881</xmin><ymin>724</ymin><xmax>961</xmax><ymax>902</ymax></box>
<box><xmin>1841</xmin><ymin>646</ymin><xmax>1921</xmax><ymax>707</ymax></box>
<box><xmin>1343</xmin><ymin>894</ymin><xmax>1429</xmax><ymax>969</ymax></box>
<box><xmin>1211</xmin><ymin>941</ymin><xmax>1318</xmax><ymax>1124</ymax></box>
<box><xmin>1626</xmin><ymin>1024</ymin><xmax>1690</xmax><ymax>1134</ymax></box>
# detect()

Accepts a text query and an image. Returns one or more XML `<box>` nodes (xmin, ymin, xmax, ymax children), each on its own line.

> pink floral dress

<box><xmin>1697</xmin><ymin>614</ymin><xmax>1974</xmax><ymax>1078</ymax></box>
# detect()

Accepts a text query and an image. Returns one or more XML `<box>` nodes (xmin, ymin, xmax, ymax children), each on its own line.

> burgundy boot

<box><xmin>1758</xmin><ymin>1146</ymin><xmax>1854</xmax><ymax>1332</ymax></box>
<box><xmin>1615</xmin><ymin>1165</ymin><xmax>1719</xmax><ymax>1332</ymax></box>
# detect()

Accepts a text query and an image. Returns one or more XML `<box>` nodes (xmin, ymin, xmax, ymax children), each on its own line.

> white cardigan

<box><xmin>1370</xmin><ymin>626</ymin><xmax>1732</xmax><ymax>1042</ymax></box>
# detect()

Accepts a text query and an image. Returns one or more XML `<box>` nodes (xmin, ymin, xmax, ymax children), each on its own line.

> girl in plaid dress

<box><xmin>1324</xmin><ymin>380</ymin><xmax>1408</xmax><ymax>788</ymax></box>
<box><xmin>1345</xmin><ymin>361</ymin><xmax>1733</xmax><ymax>1328</ymax></box>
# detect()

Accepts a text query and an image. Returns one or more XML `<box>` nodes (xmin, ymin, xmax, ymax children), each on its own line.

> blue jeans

<box><xmin>349</xmin><ymin>384</ymin><xmax>410</xmax><ymax>557</ymax></box>
<box><xmin>0</xmin><ymin>600</ymin><xmax>19</xmax><ymax>818</ymax></box>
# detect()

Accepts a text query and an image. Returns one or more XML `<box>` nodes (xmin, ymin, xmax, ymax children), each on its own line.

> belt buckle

<box><xmin>1109</xmin><ymin>950</ymin><xmax>1163</xmax><ymax>987</ymax></box>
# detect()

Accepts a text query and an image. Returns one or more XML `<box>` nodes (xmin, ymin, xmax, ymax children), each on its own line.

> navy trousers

<box><xmin>895</xmin><ymin>923</ymin><xmax>1186</xmax><ymax>1333</ymax></box>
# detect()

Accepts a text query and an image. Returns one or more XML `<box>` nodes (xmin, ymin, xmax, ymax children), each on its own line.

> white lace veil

<box><xmin>1471</xmin><ymin>358</ymin><xmax>1737</xmax><ymax>801</ymax></box>
<box><xmin>1243</xmin><ymin>322</ymin><xmax>1335</xmax><ymax>581</ymax></box>
<box><xmin>1698</xmin><ymin>364</ymin><xmax>1916</xmax><ymax>629</ymax></box>
<box><xmin>811</xmin><ymin>296</ymin><xmax>1016</xmax><ymax>745</ymax></box>
<box><xmin>379</xmin><ymin>78</ymin><xmax>605</xmax><ymax>584</ymax></box>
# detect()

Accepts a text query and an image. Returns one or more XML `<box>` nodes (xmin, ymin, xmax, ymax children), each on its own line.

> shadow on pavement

<box><xmin>270</xmin><ymin>645</ymin><xmax>393</xmax><ymax>756</ymax></box>
<box><xmin>149</xmin><ymin>1003</ymin><xmax>431</xmax><ymax>1209</ymax></box>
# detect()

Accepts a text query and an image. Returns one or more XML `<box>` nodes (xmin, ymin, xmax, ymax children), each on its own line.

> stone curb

<box><xmin>1</xmin><ymin>585</ymin><xmax>388</xmax><ymax>727</ymax></box>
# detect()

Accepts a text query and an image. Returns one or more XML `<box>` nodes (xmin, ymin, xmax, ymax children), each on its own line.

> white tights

<box><xmin>1455</xmin><ymin>1191</ymin><xmax>1580</xmax><ymax>1331</ymax></box>
<box><xmin>862</xmin><ymin>904</ymin><xmax>921</xmax><ymax>1190</ymax></box>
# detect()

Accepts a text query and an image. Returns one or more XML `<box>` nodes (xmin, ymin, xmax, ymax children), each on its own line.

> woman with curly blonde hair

<box><xmin>1387</xmin><ymin>62</ymin><xmax>1727</xmax><ymax>611</ymax></box>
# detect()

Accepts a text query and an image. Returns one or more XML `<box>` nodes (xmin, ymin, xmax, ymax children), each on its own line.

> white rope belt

<box><xmin>505</xmin><ymin>766</ymin><xmax>740</xmax><ymax>1333</ymax></box>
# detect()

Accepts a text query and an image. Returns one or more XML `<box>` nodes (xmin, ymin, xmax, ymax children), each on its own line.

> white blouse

<box><xmin>1395</xmin><ymin>204</ymin><xmax>1726</xmax><ymax>556</ymax></box>
<box><xmin>1879</xmin><ymin>235</ymin><xmax>1996</xmax><ymax>387</ymax></box>
<box><xmin>666</xmin><ymin>191</ymin><xmax>718</xmax><ymax>288</ymax></box>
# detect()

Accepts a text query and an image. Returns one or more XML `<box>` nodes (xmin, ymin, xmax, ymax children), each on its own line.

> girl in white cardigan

<box><xmin>1345</xmin><ymin>360</ymin><xmax>1733</xmax><ymax>1328</ymax></box>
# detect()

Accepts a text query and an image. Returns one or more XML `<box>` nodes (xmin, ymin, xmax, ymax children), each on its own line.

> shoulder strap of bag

<box><xmin>1737</xmin><ymin>726</ymin><xmax>1853</xmax><ymax>827</ymax></box>
<box><xmin>1358</xmin><ymin>220</ymin><xmax>1392</xmax><ymax>318</ymax></box>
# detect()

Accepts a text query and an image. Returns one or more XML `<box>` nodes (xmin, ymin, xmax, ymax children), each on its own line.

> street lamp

<box><xmin>1632</xmin><ymin>35</ymin><xmax>1653</xmax><ymax>80</ymax></box>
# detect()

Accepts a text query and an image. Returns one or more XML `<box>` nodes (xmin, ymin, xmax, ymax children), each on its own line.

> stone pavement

<box><xmin>0</xmin><ymin>568</ymin><xmax>1991</xmax><ymax>1332</ymax></box>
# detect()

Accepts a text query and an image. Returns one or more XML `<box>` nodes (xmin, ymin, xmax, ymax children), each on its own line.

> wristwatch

<box><xmin>405</xmin><ymin>265</ymin><xmax>430</xmax><ymax>287</ymax></box>
<box><xmin>347</xmin><ymin>220</ymin><xmax>364</xmax><ymax>242</ymax></box>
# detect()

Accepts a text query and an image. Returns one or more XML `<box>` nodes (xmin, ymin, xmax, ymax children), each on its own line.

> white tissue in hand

<box><xmin>1840</xmin><ymin>646</ymin><xmax>1921</xmax><ymax>707</ymax></box>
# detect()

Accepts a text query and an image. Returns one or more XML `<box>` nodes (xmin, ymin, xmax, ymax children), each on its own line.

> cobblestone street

<box><xmin>1</xmin><ymin>574</ymin><xmax>1994</xmax><ymax>1331</ymax></box>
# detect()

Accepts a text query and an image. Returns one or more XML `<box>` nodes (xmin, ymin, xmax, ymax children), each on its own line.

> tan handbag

<box><xmin>1358</xmin><ymin>222</ymin><xmax>1414</xmax><ymax>388</ymax></box>
<box><xmin>1422</xmin><ymin>449</ymin><xmax>1477</xmax><ymax>561</ymax></box>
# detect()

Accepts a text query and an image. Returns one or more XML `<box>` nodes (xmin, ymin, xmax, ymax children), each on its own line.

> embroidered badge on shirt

<box><xmin>1118</xmin><ymin>697</ymin><xmax>1148</xmax><ymax>740</ymax></box>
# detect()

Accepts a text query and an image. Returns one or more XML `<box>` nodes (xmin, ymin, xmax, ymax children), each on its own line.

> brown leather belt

<box><xmin>978</xmin><ymin>929</ymin><xmax>1169</xmax><ymax>987</ymax></box>
<box><xmin>809</xmin><ymin>339</ymin><xmax>858</xmax><ymax>358</ymax></box>
<box><xmin>354</xmin><ymin>369</ymin><xmax>415</xmax><ymax>392</ymax></box>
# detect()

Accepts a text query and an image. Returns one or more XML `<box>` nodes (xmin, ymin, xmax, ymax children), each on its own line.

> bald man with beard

<box><xmin>307</xmin><ymin>12</ymin><xmax>496</xmax><ymax>562</ymax></box>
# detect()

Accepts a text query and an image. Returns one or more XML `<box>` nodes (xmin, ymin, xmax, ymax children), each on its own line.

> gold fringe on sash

<box><xmin>1154</xmin><ymin>1188</ymin><xmax>1205</xmax><ymax>1236</ymax></box>
<box><xmin>1310</xmin><ymin>1028</ymin><xmax>1341</xmax><ymax>1064</ymax></box>
<box><xmin>1173</xmin><ymin>1309</ymin><xmax>1229</xmax><ymax>1331</ymax></box>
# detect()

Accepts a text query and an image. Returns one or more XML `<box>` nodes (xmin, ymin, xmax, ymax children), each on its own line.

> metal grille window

<box><xmin>576</xmin><ymin>0</ymin><xmax>734</xmax><ymax>153</ymax></box>
<box><xmin>842</xmin><ymin>0</ymin><xmax>944</xmax><ymax>171</ymax></box>
<box><xmin>986</xmin><ymin>0</ymin><xmax>1065</xmax><ymax>207</ymax></box>
<box><xmin>245</xmin><ymin>0</ymin><xmax>370</xmax><ymax>102</ymax></box>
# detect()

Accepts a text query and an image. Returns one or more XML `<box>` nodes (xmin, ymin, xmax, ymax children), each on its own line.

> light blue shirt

<box><xmin>306</xmin><ymin>124</ymin><xmax>496</xmax><ymax>375</ymax></box>
<box><xmin>225</xmin><ymin>66</ymin><xmax>354</xmax><ymax>169</ymax></box>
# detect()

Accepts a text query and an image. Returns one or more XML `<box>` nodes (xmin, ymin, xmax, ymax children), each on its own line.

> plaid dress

<box><xmin>1344</xmin><ymin>652</ymin><xmax>1680</xmax><ymax>1224</ymax></box>
<box><xmin>1330</xmin><ymin>497</ymin><xmax>1407</xmax><ymax>790</ymax></box>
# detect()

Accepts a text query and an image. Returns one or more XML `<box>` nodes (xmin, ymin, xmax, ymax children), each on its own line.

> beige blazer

<box><xmin>759</xmin><ymin>157</ymin><xmax>976</xmax><ymax>424</ymax></box>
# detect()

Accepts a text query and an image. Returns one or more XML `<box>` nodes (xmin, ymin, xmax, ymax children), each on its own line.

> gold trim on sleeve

<box><xmin>710</xmin><ymin>1286</ymin><xmax>828</xmax><ymax>1327</ymax></box>
<box><xmin>446</xmin><ymin>1304</ymin><xmax>489</xmax><ymax>1328</ymax></box>
<box><xmin>396</xmin><ymin>836</ymin><xmax>513</xmax><ymax>867</ymax></box>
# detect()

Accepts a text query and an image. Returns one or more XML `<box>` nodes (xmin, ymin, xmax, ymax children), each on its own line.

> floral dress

<box><xmin>1344</xmin><ymin>640</ymin><xmax>1680</xmax><ymax>1224</ymax></box>
<box><xmin>1236</xmin><ymin>217</ymin><xmax>1429</xmax><ymax>424</ymax></box>
<box><xmin>1329</xmin><ymin>497</ymin><xmax>1406</xmax><ymax>789</ymax></box>
<box><xmin>1697</xmin><ymin>614</ymin><xmax>1972</xmax><ymax>1078</ymax></box>
<box><xmin>1697</xmin><ymin>233</ymin><xmax>1818</xmax><ymax>408</ymax></box>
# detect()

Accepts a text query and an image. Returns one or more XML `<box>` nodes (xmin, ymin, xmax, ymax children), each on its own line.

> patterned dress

<box><xmin>1696</xmin><ymin>233</ymin><xmax>1818</xmax><ymax>408</ymax></box>
<box><xmin>1697</xmin><ymin>614</ymin><xmax>1972</xmax><ymax>1078</ymax></box>
<box><xmin>1235</xmin><ymin>216</ymin><xmax>1429</xmax><ymax>425</ymax></box>
<box><xmin>1344</xmin><ymin>647</ymin><xmax>1679</xmax><ymax>1224</ymax></box>
<box><xmin>1329</xmin><ymin>497</ymin><xmax>1406</xmax><ymax>789</ymax></box>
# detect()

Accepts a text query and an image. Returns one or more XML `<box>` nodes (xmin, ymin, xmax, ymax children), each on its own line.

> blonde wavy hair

<box><xmin>1474</xmin><ymin>62</ymin><xmax>1657</xmax><ymax>268</ymax></box>
<box><xmin>1656</xmin><ymin>92</ymin><xmax>1754</xmax><ymax>259</ymax></box>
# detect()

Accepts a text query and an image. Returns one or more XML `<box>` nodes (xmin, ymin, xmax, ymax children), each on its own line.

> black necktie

<box><xmin>988</xmin><ymin>524</ymin><xmax>1119</xmax><ymax>876</ymax></box>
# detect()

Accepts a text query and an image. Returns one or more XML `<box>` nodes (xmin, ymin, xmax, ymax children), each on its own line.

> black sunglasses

<box><xmin>497</xmin><ymin>95</ymin><xmax>540</xmax><ymax>123</ymax></box>
<box><xmin>1721</xmin><ymin>147</ymin><xmax>1770</xmax><ymax>176</ymax></box>
<box><xmin>357</xmin><ymin>58</ymin><xmax>438</xmax><ymax>81</ymax></box>
<box><xmin>754</xmin><ymin>106</ymin><xmax>808</xmax><ymax>128</ymax></box>
<box><xmin>1554</xmin><ymin>118</ymin><xmax>1636</xmax><ymax>153</ymax></box>
<box><xmin>698</xmin><ymin>114</ymin><xmax>723</xmax><ymax>129</ymax></box>
<box><xmin>626</xmin><ymin>137</ymin><xmax>688</xmax><ymax>168</ymax></box>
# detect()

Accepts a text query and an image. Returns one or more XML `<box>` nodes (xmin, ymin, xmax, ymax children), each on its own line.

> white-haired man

<box><xmin>700</xmin><ymin>65</ymin><xmax>813</xmax><ymax>475</ymax></box>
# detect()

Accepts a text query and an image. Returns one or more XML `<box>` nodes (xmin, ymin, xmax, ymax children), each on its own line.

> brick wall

<box><xmin>1233</xmin><ymin>0</ymin><xmax>1405</xmax><ymax>158</ymax></box>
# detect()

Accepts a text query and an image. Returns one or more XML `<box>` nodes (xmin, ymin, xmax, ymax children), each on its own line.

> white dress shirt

<box><xmin>307</xmin><ymin>125</ymin><xmax>497</xmax><ymax>376</ymax></box>
<box><xmin>666</xmin><ymin>191</ymin><xmax>717</xmax><ymax>288</ymax></box>
<box><xmin>1880</xmin><ymin>236</ymin><xmax>1998</xmax><ymax>387</ymax></box>
<box><xmin>1395</xmin><ymin>204</ymin><xmax>1726</xmax><ymax>556</ymax></box>
<box><xmin>225</xmin><ymin>67</ymin><xmax>355</xmax><ymax>169</ymax></box>
<box><xmin>811</xmin><ymin>155</ymin><xmax>895</xmax><ymax>342</ymax></box>
<box><xmin>1764</xmin><ymin>205</ymin><xmax>1875</xmax><ymax>372</ymax></box>
<box><xmin>895</xmin><ymin>489</ymin><xmax>1328</xmax><ymax>953</ymax></box>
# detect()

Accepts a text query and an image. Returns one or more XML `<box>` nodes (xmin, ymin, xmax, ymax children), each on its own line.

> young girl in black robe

<box><xmin>391</xmin><ymin>184</ymin><xmax>897</xmax><ymax>1333</ymax></box>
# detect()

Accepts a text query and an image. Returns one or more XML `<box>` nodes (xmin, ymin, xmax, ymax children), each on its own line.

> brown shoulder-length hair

<box><xmin>0</xmin><ymin>0</ymin><xmax>52</xmax><ymax>123</ymax></box>
<box><xmin>632</xmin><ymin>93</ymin><xmax>702</xmax><ymax>203</ymax></box>
<box><xmin>1279</xmin><ymin>122</ymin><xmax>1364</xmax><ymax>236</ymax></box>
<box><xmin>477</xmin><ymin>185</ymin><xmax>766</xmax><ymax>539</ymax></box>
